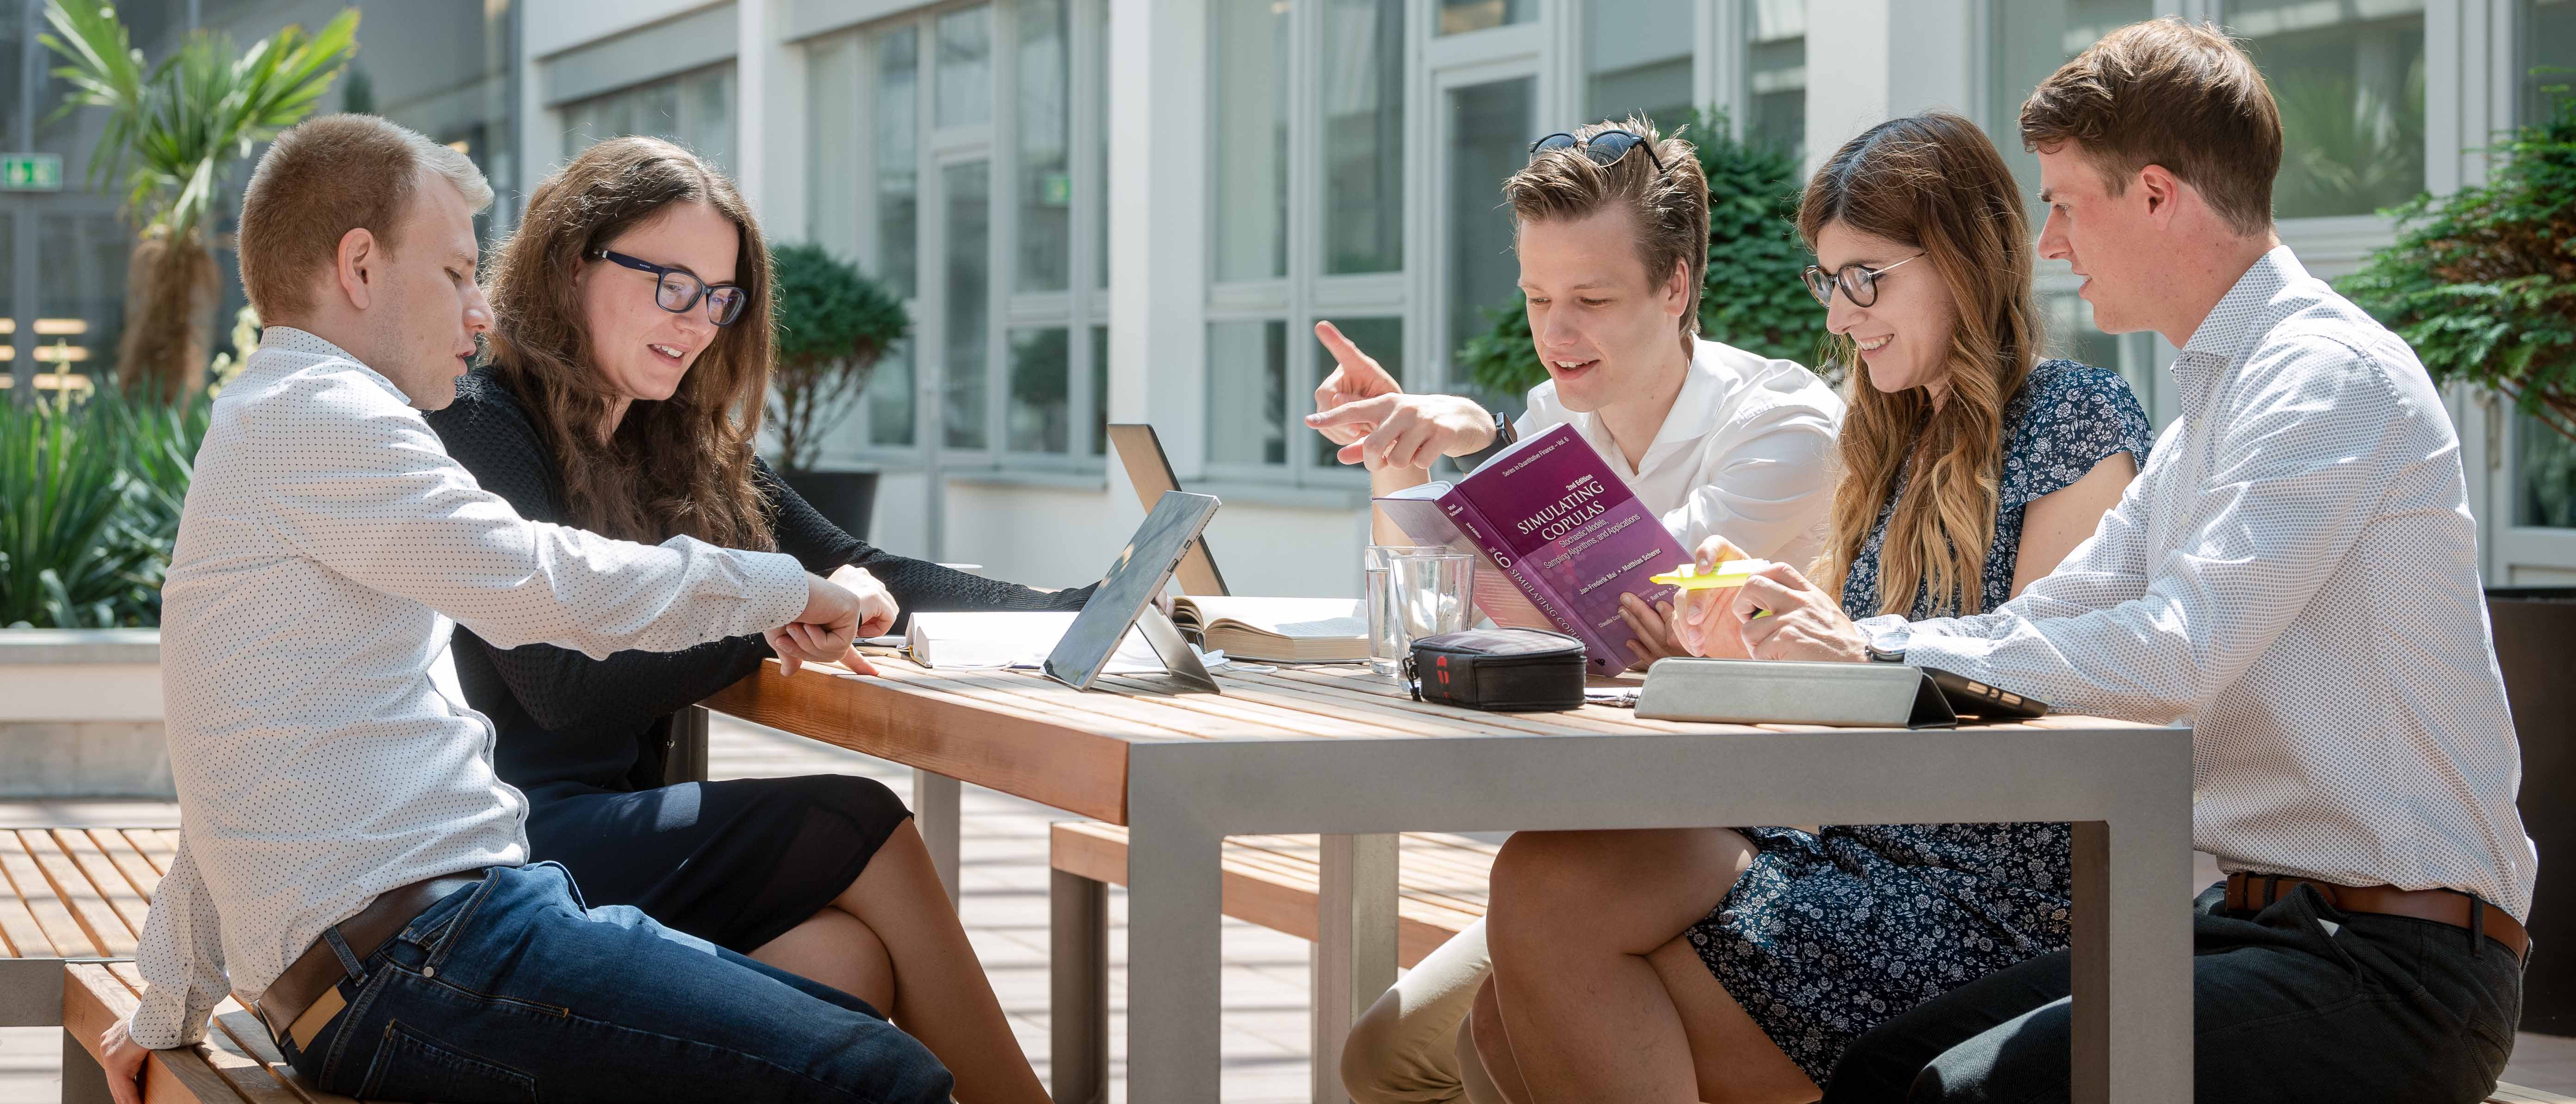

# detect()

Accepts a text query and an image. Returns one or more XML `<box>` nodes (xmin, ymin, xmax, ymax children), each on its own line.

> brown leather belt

<box><xmin>236</xmin><ymin>874</ymin><xmax>485</xmax><ymax>1053</ymax></box>
<box><xmin>2224</xmin><ymin>872</ymin><xmax>2528</xmax><ymax>962</ymax></box>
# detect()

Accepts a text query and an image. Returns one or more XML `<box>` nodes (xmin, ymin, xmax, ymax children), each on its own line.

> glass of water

<box><xmin>1367</xmin><ymin>546</ymin><xmax>1474</xmax><ymax>677</ymax></box>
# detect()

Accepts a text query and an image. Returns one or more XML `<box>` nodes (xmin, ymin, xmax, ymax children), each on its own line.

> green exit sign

<box><xmin>3</xmin><ymin>154</ymin><xmax>62</xmax><ymax>192</ymax></box>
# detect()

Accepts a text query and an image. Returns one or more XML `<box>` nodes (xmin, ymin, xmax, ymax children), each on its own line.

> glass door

<box><xmin>1432</xmin><ymin>67</ymin><xmax>1537</xmax><ymax>420</ymax></box>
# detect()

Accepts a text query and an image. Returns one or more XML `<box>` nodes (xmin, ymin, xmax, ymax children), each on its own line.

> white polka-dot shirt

<box><xmin>1871</xmin><ymin>247</ymin><xmax>2535</xmax><ymax>920</ymax></box>
<box><xmin>130</xmin><ymin>328</ymin><xmax>811</xmax><ymax>1048</ymax></box>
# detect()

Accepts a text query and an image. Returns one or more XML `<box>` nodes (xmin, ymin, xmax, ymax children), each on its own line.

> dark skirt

<box><xmin>523</xmin><ymin>773</ymin><xmax>913</xmax><ymax>954</ymax></box>
<box><xmin>1684</xmin><ymin>821</ymin><xmax>2073</xmax><ymax>1083</ymax></box>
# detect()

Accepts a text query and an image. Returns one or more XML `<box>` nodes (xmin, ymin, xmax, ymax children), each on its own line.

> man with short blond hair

<box><xmin>99</xmin><ymin>113</ymin><xmax>945</xmax><ymax>1104</ymax></box>
<box><xmin>1729</xmin><ymin>21</ymin><xmax>2530</xmax><ymax>1102</ymax></box>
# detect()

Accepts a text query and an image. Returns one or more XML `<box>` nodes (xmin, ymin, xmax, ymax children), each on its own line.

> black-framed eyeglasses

<box><xmin>1802</xmin><ymin>254</ymin><xmax>1925</xmax><ymax>308</ymax></box>
<box><xmin>1527</xmin><ymin>130</ymin><xmax>1667</xmax><ymax>174</ymax></box>
<box><xmin>588</xmin><ymin>248</ymin><xmax>749</xmax><ymax>326</ymax></box>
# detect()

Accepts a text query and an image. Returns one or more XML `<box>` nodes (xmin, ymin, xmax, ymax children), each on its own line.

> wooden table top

<box><xmin>700</xmin><ymin>651</ymin><xmax>2148</xmax><ymax>827</ymax></box>
<box><xmin>690</xmin><ymin>648</ymin><xmax>2153</xmax><ymax>823</ymax></box>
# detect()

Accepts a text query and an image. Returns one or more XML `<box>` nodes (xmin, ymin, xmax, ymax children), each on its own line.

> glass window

<box><xmin>1312</xmin><ymin>317</ymin><xmax>1403</xmax><ymax>466</ymax></box>
<box><xmin>937</xmin><ymin>5</ymin><xmax>995</xmax><ymax>127</ymax></box>
<box><xmin>875</xmin><ymin>27</ymin><xmax>922</xmax><ymax>297</ymax></box>
<box><xmin>1008</xmin><ymin>326</ymin><xmax>1071</xmax><ymax>453</ymax></box>
<box><xmin>1584</xmin><ymin>0</ymin><xmax>1693</xmax><ymax>126</ymax></box>
<box><xmin>807</xmin><ymin>34</ymin><xmax>861</xmax><ymax>260</ymax></box>
<box><xmin>1440</xmin><ymin>0</ymin><xmax>1535</xmax><ymax>35</ymax></box>
<box><xmin>868</xmin><ymin>338</ymin><xmax>917</xmax><ymax>446</ymax></box>
<box><xmin>34</xmin><ymin>213</ymin><xmax>125</xmax><ymax>381</ymax></box>
<box><xmin>1987</xmin><ymin>0</ymin><xmax>2150</xmax><ymax>198</ymax></box>
<box><xmin>2518</xmin><ymin>415</ymin><xmax>2576</xmax><ymax>529</ymax></box>
<box><xmin>1214</xmin><ymin>0</ymin><xmax>1291</xmax><ymax>282</ymax></box>
<box><xmin>1745</xmin><ymin>0</ymin><xmax>1806</xmax><ymax>158</ymax></box>
<box><xmin>560</xmin><ymin>65</ymin><xmax>736</xmax><ymax>169</ymax></box>
<box><xmin>1446</xmin><ymin>76</ymin><xmax>1535</xmax><ymax>396</ymax></box>
<box><xmin>1208</xmin><ymin>320</ymin><xmax>1289</xmax><ymax>466</ymax></box>
<box><xmin>1322</xmin><ymin>0</ymin><xmax>1406</xmax><ymax>275</ymax></box>
<box><xmin>2230</xmin><ymin>0</ymin><xmax>2425</xmax><ymax>220</ymax></box>
<box><xmin>943</xmin><ymin>161</ymin><xmax>992</xmax><ymax>449</ymax></box>
<box><xmin>2526</xmin><ymin>0</ymin><xmax>2576</xmax><ymax>125</ymax></box>
<box><xmin>1018</xmin><ymin>0</ymin><xmax>1071</xmax><ymax>292</ymax></box>
<box><xmin>1090</xmin><ymin>325</ymin><xmax>1111</xmax><ymax>456</ymax></box>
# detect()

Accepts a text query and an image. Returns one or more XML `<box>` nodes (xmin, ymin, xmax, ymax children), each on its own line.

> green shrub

<box><xmin>0</xmin><ymin>385</ymin><xmax>209</xmax><ymax>628</ymax></box>
<box><xmin>2338</xmin><ymin>81</ymin><xmax>2576</xmax><ymax>447</ymax></box>
<box><xmin>767</xmin><ymin>243</ymin><xmax>910</xmax><ymax>473</ymax></box>
<box><xmin>1453</xmin><ymin>108</ymin><xmax>1829</xmax><ymax>399</ymax></box>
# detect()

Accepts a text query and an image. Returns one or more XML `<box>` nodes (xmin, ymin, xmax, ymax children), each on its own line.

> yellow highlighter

<box><xmin>1650</xmin><ymin>559</ymin><xmax>1765</xmax><ymax>591</ymax></box>
<box><xmin>1649</xmin><ymin>559</ymin><xmax>1774</xmax><ymax>618</ymax></box>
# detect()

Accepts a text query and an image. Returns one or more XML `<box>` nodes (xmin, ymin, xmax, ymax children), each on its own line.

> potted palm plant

<box><xmin>2341</xmin><ymin>81</ymin><xmax>2576</xmax><ymax>1033</ymax></box>
<box><xmin>767</xmin><ymin>243</ymin><xmax>909</xmax><ymax>540</ymax></box>
<box><xmin>41</xmin><ymin>0</ymin><xmax>357</xmax><ymax>402</ymax></box>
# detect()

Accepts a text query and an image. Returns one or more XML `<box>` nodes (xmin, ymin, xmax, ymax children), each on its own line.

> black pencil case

<box><xmin>1402</xmin><ymin>628</ymin><xmax>1588</xmax><ymax>712</ymax></box>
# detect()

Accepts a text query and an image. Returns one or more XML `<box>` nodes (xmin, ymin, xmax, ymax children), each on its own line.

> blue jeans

<box><xmin>278</xmin><ymin>862</ymin><xmax>952</xmax><ymax>1103</ymax></box>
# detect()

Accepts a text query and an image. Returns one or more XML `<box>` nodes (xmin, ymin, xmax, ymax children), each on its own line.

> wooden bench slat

<box><xmin>1052</xmin><ymin>821</ymin><xmax>1493</xmax><ymax>968</ymax></box>
<box><xmin>58</xmin><ymin>828</ymin><xmax>155</xmax><ymax>938</ymax></box>
<box><xmin>0</xmin><ymin>873</ymin><xmax>51</xmax><ymax>957</ymax></box>
<box><xmin>91</xmin><ymin>826</ymin><xmax>169</xmax><ymax>901</ymax></box>
<box><xmin>20</xmin><ymin>828</ymin><xmax>136</xmax><ymax>955</ymax></box>
<box><xmin>0</xmin><ymin>828</ymin><xmax>94</xmax><ymax>956</ymax></box>
<box><xmin>135</xmin><ymin>829</ymin><xmax>182</xmax><ymax>876</ymax></box>
<box><xmin>95</xmin><ymin>961</ymin><xmax>342</xmax><ymax>1104</ymax></box>
<box><xmin>64</xmin><ymin>962</ymin><xmax>255</xmax><ymax>1103</ymax></box>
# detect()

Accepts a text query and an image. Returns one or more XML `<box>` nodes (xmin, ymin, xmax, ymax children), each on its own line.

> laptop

<box><xmin>1105</xmin><ymin>423</ymin><xmax>1231</xmax><ymax>596</ymax></box>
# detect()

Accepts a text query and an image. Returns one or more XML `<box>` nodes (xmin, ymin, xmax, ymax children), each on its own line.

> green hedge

<box><xmin>0</xmin><ymin>387</ymin><xmax>209</xmax><ymax>628</ymax></box>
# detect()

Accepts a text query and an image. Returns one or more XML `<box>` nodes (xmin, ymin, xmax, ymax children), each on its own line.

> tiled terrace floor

<box><xmin>5</xmin><ymin>714</ymin><xmax>2571</xmax><ymax>1101</ymax></box>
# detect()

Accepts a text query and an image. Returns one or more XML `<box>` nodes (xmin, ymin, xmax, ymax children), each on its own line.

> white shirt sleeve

<box><xmin>1895</xmin><ymin>341</ymin><xmax>2409</xmax><ymax>722</ymax></box>
<box><xmin>126</xmin><ymin>837</ymin><xmax>228</xmax><ymax>1050</ymax></box>
<box><xmin>241</xmin><ymin>372</ymin><xmax>811</xmax><ymax>658</ymax></box>
<box><xmin>1663</xmin><ymin>403</ymin><xmax>1839</xmax><ymax>562</ymax></box>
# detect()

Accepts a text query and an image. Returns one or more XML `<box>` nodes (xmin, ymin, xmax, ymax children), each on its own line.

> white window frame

<box><xmin>807</xmin><ymin>0</ymin><xmax>1112</xmax><ymax>476</ymax></box>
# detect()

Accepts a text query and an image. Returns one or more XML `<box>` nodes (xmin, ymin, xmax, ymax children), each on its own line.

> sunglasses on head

<box><xmin>1527</xmin><ymin>130</ymin><xmax>1668</xmax><ymax>174</ymax></box>
<box><xmin>1802</xmin><ymin>254</ymin><xmax>1925</xmax><ymax>309</ymax></box>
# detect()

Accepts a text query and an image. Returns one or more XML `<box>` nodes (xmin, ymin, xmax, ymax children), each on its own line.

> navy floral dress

<box><xmin>1683</xmin><ymin>360</ymin><xmax>2155</xmax><ymax>1083</ymax></box>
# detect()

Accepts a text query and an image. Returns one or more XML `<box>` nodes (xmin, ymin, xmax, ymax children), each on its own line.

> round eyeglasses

<box><xmin>588</xmin><ymin>248</ymin><xmax>749</xmax><ymax>326</ymax></box>
<box><xmin>1527</xmin><ymin>130</ymin><xmax>1668</xmax><ymax>174</ymax></box>
<box><xmin>1802</xmin><ymin>254</ymin><xmax>1925</xmax><ymax>308</ymax></box>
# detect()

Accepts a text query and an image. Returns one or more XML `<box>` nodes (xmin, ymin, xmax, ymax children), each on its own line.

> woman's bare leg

<box><xmin>1483</xmin><ymin>828</ymin><xmax>1814</xmax><ymax>1104</ymax></box>
<box><xmin>751</xmin><ymin>821</ymin><xmax>1050</xmax><ymax>1104</ymax></box>
<box><xmin>750</xmin><ymin>906</ymin><xmax>896</xmax><ymax>1011</ymax></box>
<box><xmin>1467</xmin><ymin>974</ymin><xmax>1534</xmax><ymax>1104</ymax></box>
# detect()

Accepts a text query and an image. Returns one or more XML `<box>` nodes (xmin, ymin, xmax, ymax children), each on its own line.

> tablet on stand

<box><xmin>1044</xmin><ymin>490</ymin><xmax>1225</xmax><ymax>694</ymax></box>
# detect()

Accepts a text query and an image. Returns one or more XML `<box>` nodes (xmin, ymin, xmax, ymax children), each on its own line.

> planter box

<box><xmin>2493</xmin><ymin>589</ymin><xmax>2576</xmax><ymax>1035</ymax></box>
<box><xmin>0</xmin><ymin>628</ymin><xmax>172</xmax><ymax>798</ymax></box>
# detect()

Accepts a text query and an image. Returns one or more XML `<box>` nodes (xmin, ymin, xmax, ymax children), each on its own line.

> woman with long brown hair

<box><xmin>425</xmin><ymin>136</ymin><xmax>1080</xmax><ymax>1103</ymax></box>
<box><xmin>1452</xmin><ymin>113</ymin><xmax>2152</xmax><ymax>1104</ymax></box>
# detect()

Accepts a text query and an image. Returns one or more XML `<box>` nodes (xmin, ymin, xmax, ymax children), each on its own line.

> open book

<box><xmin>1169</xmin><ymin>596</ymin><xmax>1366</xmax><ymax>663</ymax></box>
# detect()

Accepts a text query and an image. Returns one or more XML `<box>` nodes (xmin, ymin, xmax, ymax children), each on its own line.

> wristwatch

<box><xmin>1490</xmin><ymin>409</ymin><xmax>1517</xmax><ymax>451</ymax></box>
<box><xmin>1865</xmin><ymin>626</ymin><xmax>1910</xmax><ymax>664</ymax></box>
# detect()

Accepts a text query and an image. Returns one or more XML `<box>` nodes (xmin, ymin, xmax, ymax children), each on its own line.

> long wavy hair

<box><xmin>483</xmin><ymin>136</ymin><xmax>775</xmax><ymax>551</ymax></box>
<box><xmin>1799</xmin><ymin>113</ymin><xmax>2043</xmax><ymax>617</ymax></box>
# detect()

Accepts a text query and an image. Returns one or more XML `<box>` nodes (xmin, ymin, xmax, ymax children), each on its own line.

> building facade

<box><xmin>12</xmin><ymin>0</ymin><xmax>2573</xmax><ymax>593</ymax></box>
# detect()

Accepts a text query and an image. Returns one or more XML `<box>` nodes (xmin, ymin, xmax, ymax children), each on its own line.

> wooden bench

<box><xmin>61</xmin><ymin>961</ymin><xmax>358</xmax><ymax>1104</ymax></box>
<box><xmin>0</xmin><ymin>827</ymin><xmax>176</xmax><ymax>1030</ymax></box>
<box><xmin>1045</xmin><ymin>819</ymin><xmax>2573</xmax><ymax>1104</ymax></box>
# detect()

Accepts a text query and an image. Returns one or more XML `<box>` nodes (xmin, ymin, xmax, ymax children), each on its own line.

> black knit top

<box><xmin>426</xmin><ymin>369</ymin><xmax>1095</xmax><ymax>795</ymax></box>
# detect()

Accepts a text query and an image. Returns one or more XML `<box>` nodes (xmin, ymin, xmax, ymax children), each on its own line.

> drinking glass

<box><xmin>1370</xmin><ymin>547</ymin><xmax>1474</xmax><ymax>677</ymax></box>
<box><xmin>1365</xmin><ymin>545</ymin><xmax>1444</xmax><ymax>676</ymax></box>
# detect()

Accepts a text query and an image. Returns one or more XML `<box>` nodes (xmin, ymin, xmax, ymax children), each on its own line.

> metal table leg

<box><xmin>1050</xmin><ymin>866</ymin><xmax>1110</xmax><ymax>1104</ymax></box>
<box><xmin>913</xmin><ymin>769</ymin><xmax>962</xmax><ymax>909</ymax></box>
<box><xmin>1311</xmin><ymin>833</ymin><xmax>1399</xmax><ymax>1104</ymax></box>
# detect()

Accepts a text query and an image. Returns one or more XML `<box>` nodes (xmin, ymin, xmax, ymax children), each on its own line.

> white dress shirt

<box><xmin>131</xmin><ymin>328</ymin><xmax>813</xmax><ymax>1048</ymax></box>
<box><xmin>1514</xmin><ymin>336</ymin><xmax>1844</xmax><ymax>564</ymax></box>
<box><xmin>1869</xmin><ymin>248</ymin><xmax>2534</xmax><ymax>919</ymax></box>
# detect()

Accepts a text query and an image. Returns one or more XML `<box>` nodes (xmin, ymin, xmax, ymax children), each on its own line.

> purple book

<box><xmin>1374</xmin><ymin>422</ymin><xmax>1686</xmax><ymax>676</ymax></box>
